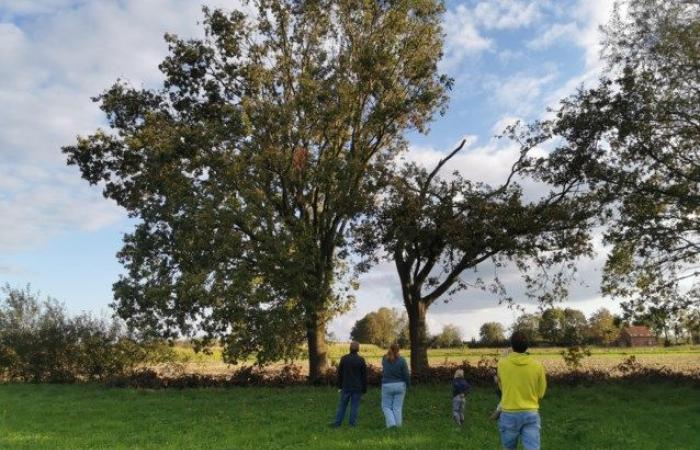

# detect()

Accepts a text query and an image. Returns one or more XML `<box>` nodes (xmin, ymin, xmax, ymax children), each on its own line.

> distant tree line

<box><xmin>477</xmin><ymin>306</ymin><xmax>700</xmax><ymax>347</ymax></box>
<box><xmin>350</xmin><ymin>308</ymin><xmax>464</xmax><ymax>349</ymax></box>
<box><xmin>351</xmin><ymin>304</ymin><xmax>700</xmax><ymax>349</ymax></box>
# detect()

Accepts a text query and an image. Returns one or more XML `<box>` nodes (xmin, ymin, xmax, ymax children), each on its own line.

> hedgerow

<box><xmin>102</xmin><ymin>356</ymin><xmax>700</xmax><ymax>389</ymax></box>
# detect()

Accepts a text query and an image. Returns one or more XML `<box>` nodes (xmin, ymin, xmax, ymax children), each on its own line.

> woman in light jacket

<box><xmin>380</xmin><ymin>343</ymin><xmax>410</xmax><ymax>428</ymax></box>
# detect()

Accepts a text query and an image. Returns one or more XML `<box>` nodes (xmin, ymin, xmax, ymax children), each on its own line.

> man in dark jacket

<box><xmin>332</xmin><ymin>341</ymin><xmax>367</xmax><ymax>427</ymax></box>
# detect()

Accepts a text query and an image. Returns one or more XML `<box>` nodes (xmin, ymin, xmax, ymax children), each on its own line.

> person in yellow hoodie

<box><xmin>496</xmin><ymin>331</ymin><xmax>546</xmax><ymax>450</ymax></box>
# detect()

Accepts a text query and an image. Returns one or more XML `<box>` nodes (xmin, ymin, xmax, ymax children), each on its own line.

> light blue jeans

<box><xmin>381</xmin><ymin>382</ymin><xmax>406</xmax><ymax>428</ymax></box>
<box><xmin>498</xmin><ymin>411</ymin><xmax>541</xmax><ymax>450</ymax></box>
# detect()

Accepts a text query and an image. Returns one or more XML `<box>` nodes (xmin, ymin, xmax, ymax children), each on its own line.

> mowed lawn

<box><xmin>1</xmin><ymin>383</ymin><xmax>698</xmax><ymax>449</ymax></box>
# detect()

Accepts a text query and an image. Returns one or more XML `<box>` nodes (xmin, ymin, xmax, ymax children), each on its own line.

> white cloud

<box><xmin>330</xmin><ymin>247</ymin><xmax>613</xmax><ymax>341</ymax></box>
<box><xmin>0</xmin><ymin>1</ymin><xmax>245</xmax><ymax>251</ymax></box>
<box><xmin>442</xmin><ymin>5</ymin><xmax>493</xmax><ymax>70</ymax></box>
<box><xmin>474</xmin><ymin>0</ymin><xmax>543</xmax><ymax>30</ymax></box>
<box><xmin>0</xmin><ymin>0</ymin><xmax>82</xmax><ymax>17</ymax></box>
<box><xmin>0</xmin><ymin>164</ymin><xmax>124</xmax><ymax>251</ymax></box>
<box><xmin>488</xmin><ymin>70</ymin><xmax>559</xmax><ymax>117</ymax></box>
<box><xmin>527</xmin><ymin>21</ymin><xmax>579</xmax><ymax>50</ymax></box>
<box><xmin>441</xmin><ymin>0</ymin><xmax>546</xmax><ymax>70</ymax></box>
<box><xmin>527</xmin><ymin>0</ymin><xmax>615</xmax><ymax>70</ymax></box>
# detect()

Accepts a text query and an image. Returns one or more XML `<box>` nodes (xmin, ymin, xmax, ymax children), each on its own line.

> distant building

<box><xmin>619</xmin><ymin>326</ymin><xmax>657</xmax><ymax>347</ymax></box>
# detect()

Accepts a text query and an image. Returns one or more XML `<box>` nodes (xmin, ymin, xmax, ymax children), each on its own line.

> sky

<box><xmin>0</xmin><ymin>0</ymin><xmax>621</xmax><ymax>341</ymax></box>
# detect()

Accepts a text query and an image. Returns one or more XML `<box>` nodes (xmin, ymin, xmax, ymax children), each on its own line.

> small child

<box><xmin>490</xmin><ymin>374</ymin><xmax>502</xmax><ymax>420</ymax></box>
<box><xmin>452</xmin><ymin>369</ymin><xmax>471</xmax><ymax>426</ymax></box>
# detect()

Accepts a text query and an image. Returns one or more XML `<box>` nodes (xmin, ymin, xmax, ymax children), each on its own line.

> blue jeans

<box><xmin>498</xmin><ymin>411</ymin><xmax>541</xmax><ymax>450</ymax></box>
<box><xmin>334</xmin><ymin>390</ymin><xmax>362</xmax><ymax>426</ymax></box>
<box><xmin>381</xmin><ymin>382</ymin><xmax>406</xmax><ymax>427</ymax></box>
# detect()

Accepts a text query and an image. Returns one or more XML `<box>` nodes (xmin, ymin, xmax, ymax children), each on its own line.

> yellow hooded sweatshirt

<box><xmin>497</xmin><ymin>352</ymin><xmax>547</xmax><ymax>412</ymax></box>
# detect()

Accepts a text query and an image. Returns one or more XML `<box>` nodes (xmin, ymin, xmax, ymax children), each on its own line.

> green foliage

<box><xmin>561</xmin><ymin>308</ymin><xmax>588</xmax><ymax>346</ymax></box>
<box><xmin>431</xmin><ymin>324</ymin><xmax>463</xmax><ymax>348</ymax></box>
<box><xmin>63</xmin><ymin>0</ymin><xmax>450</xmax><ymax>374</ymax></box>
<box><xmin>587</xmin><ymin>308</ymin><xmax>620</xmax><ymax>346</ymax></box>
<box><xmin>538</xmin><ymin>308</ymin><xmax>565</xmax><ymax>345</ymax></box>
<box><xmin>358</xmin><ymin>132</ymin><xmax>596</xmax><ymax>375</ymax></box>
<box><xmin>536</xmin><ymin>307</ymin><xmax>589</xmax><ymax>346</ymax></box>
<box><xmin>0</xmin><ymin>285</ymin><xmax>171</xmax><ymax>382</ymax></box>
<box><xmin>560</xmin><ymin>346</ymin><xmax>592</xmax><ymax>371</ymax></box>
<box><xmin>528</xmin><ymin>0</ymin><xmax>700</xmax><ymax>308</ymax></box>
<box><xmin>511</xmin><ymin>313</ymin><xmax>541</xmax><ymax>344</ymax></box>
<box><xmin>349</xmin><ymin>307</ymin><xmax>406</xmax><ymax>348</ymax></box>
<box><xmin>478</xmin><ymin>322</ymin><xmax>505</xmax><ymax>346</ymax></box>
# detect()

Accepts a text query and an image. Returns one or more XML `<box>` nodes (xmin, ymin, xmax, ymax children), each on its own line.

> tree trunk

<box><xmin>306</xmin><ymin>312</ymin><xmax>328</xmax><ymax>384</ymax></box>
<box><xmin>407</xmin><ymin>300</ymin><xmax>429</xmax><ymax>379</ymax></box>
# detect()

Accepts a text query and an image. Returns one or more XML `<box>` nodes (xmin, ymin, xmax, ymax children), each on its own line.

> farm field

<box><xmin>167</xmin><ymin>344</ymin><xmax>700</xmax><ymax>376</ymax></box>
<box><xmin>0</xmin><ymin>383</ymin><xmax>698</xmax><ymax>449</ymax></box>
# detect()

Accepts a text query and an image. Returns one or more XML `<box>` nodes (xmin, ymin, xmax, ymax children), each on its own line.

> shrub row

<box><xmin>103</xmin><ymin>356</ymin><xmax>700</xmax><ymax>389</ymax></box>
<box><xmin>0</xmin><ymin>285</ymin><xmax>175</xmax><ymax>383</ymax></box>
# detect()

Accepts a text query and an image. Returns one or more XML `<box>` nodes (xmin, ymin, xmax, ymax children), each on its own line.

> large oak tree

<box><xmin>63</xmin><ymin>0</ymin><xmax>449</xmax><ymax>382</ymax></box>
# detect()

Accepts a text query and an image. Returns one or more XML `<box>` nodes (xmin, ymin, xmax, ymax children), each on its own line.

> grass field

<box><xmin>0</xmin><ymin>382</ymin><xmax>698</xmax><ymax>449</ymax></box>
<box><xmin>168</xmin><ymin>343</ymin><xmax>700</xmax><ymax>376</ymax></box>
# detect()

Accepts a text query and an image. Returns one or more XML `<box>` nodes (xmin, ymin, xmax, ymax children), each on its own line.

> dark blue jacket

<box><xmin>381</xmin><ymin>356</ymin><xmax>410</xmax><ymax>386</ymax></box>
<box><xmin>452</xmin><ymin>377</ymin><xmax>471</xmax><ymax>397</ymax></box>
<box><xmin>337</xmin><ymin>351</ymin><xmax>367</xmax><ymax>393</ymax></box>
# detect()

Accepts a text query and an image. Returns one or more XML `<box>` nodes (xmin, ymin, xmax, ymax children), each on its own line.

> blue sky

<box><xmin>0</xmin><ymin>0</ymin><xmax>618</xmax><ymax>340</ymax></box>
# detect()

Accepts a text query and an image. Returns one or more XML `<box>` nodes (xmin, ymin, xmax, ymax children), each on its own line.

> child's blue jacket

<box><xmin>452</xmin><ymin>377</ymin><xmax>471</xmax><ymax>397</ymax></box>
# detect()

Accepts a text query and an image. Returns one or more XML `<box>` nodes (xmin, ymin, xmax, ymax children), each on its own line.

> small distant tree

<box><xmin>587</xmin><ymin>308</ymin><xmax>620</xmax><ymax>346</ymax></box>
<box><xmin>350</xmin><ymin>307</ymin><xmax>406</xmax><ymax>348</ymax></box>
<box><xmin>683</xmin><ymin>308</ymin><xmax>700</xmax><ymax>344</ymax></box>
<box><xmin>479</xmin><ymin>322</ymin><xmax>505</xmax><ymax>346</ymax></box>
<box><xmin>512</xmin><ymin>313</ymin><xmax>541</xmax><ymax>345</ymax></box>
<box><xmin>538</xmin><ymin>308</ymin><xmax>565</xmax><ymax>346</ymax></box>
<box><xmin>433</xmin><ymin>324</ymin><xmax>463</xmax><ymax>348</ymax></box>
<box><xmin>561</xmin><ymin>308</ymin><xmax>588</xmax><ymax>346</ymax></box>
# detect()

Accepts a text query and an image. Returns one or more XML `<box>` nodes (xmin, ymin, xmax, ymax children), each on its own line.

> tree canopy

<box><xmin>478</xmin><ymin>322</ymin><xmax>505</xmax><ymax>346</ymax></box>
<box><xmin>63</xmin><ymin>0</ymin><xmax>449</xmax><ymax>381</ymax></box>
<box><xmin>432</xmin><ymin>324</ymin><xmax>463</xmax><ymax>348</ymax></box>
<box><xmin>358</xmin><ymin>131</ymin><xmax>597</xmax><ymax>375</ymax></box>
<box><xmin>350</xmin><ymin>307</ymin><xmax>406</xmax><ymax>348</ymax></box>
<box><xmin>528</xmin><ymin>0</ymin><xmax>700</xmax><ymax>311</ymax></box>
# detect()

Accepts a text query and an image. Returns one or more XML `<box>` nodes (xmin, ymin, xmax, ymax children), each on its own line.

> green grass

<box><xmin>170</xmin><ymin>343</ymin><xmax>700</xmax><ymax>368</ymax></box>
<box><xmin>0</xmin><ymin>383</ymin><xmax>698</xmax><ymax>449</ymax></box>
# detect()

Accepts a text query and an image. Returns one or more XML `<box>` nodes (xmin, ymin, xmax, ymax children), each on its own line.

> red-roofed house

<box><xmin>619</xmin><ymin>326</ymin><xmax>657</xmax><ymax>347</ymax></box>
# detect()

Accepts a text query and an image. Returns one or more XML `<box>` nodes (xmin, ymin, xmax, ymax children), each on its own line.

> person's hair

<box><xmin>454</xmin><ymin>369</ymin><xmax>464</xmax><ymax>379</ymax></box>
<box><xmin>386</xmin><ymin>343</ymin><xmax>400</xmax><ymax>363</ymax></box>
<box><xmin>349</xmin><ymin>341</ymin><xmax>360</xmax><ymax>353</ymax></box>
<box><xmin>510</xmin><ymin>331</ymin><xmax>529</xmax><ymax>353</ymax></box>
